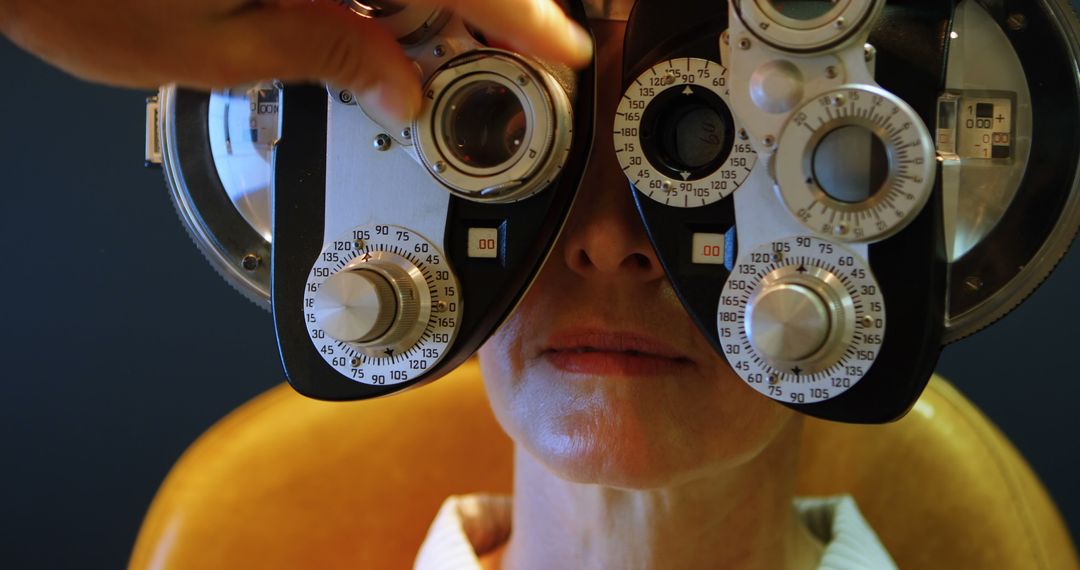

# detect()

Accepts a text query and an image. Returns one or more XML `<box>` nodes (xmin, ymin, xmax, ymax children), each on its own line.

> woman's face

<box><xmin>479</xmin><ymin>20</ymin><xmax>797</xmax><ymax>489</ymax></box>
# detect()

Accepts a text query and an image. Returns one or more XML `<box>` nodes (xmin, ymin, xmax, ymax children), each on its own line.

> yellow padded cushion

<box><xmin>130</xmin><ymin>360</ymin><xmax>1078</xmax><ymax>570</ymax></box>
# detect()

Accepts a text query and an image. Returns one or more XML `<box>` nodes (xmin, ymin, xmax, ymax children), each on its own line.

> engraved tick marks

<box><xmin>775</xmin><ymin>86</ymin><xmax>935</xmax><ymax>243</ymax></box>
<box><xmin>717</xmin><ymin>237</ymin><xmax>885</xmax><ymax>404</ymax></box>
<box><xmin>614</xmin><ymin>58</ymin><xmax>757</xmax><ymax>209</ymax></box>
<box><xmin>304</xmin><ymin>225</ymin><xmax>461</xmax><ymax>387</ymax></box>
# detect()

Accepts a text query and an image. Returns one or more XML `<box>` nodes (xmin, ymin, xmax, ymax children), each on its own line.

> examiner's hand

<box><xmin>0</xmin><ymin>0</ymin><xmax>593</xmax><ymax>120</ymax></box>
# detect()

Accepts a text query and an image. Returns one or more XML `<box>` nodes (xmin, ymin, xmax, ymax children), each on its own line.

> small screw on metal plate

<box><xmin>1006</xmin><ymin>13</ymin><xmax>1027</xmax><ymax>31</ymax></box>
<box><xmin>831</xmin><ymin>94</ymin><xmax>846</xmax><ymax>107</ymax></box>
<box><xmin>964</xmin><ymin>276</ymin><xmax>984</xmax><ymax>292</ymax></box>
<box><xmin>242</xmin><ymin>254</ymin><xmax>262</xmax><ymax>272</ymax></box>
<box><xmin>661</xmin><ymin>180</ymin><xmax>673</xmax><ymax>191</ymax></box>
<box><xmin>768</xmin><ymin>373</ymin><xmax>781</xmax><ymax>385</ymax></box>
<box><xmin>373</xmin><ymin>134</ymin><xmax>392</xmax><ymax>151</ymax></box>
<box><xmin>434</xmin><ymin>161</ymin><xmax>448</xmax><ymax>173</ymax></box>
<box><xmin>833</xmin><ymin>223</ymin><xmax>849</xmax><ymax>236</ymax></box>
<box><xmin>861</xmin><ymin>315</ymin><xmax>875</xmax><ymax>329</ymax></box>
<box><xmin>771</xmin><ymin>252</ymin><xmax>784</xmax><ymax>263</ymax></box>
<box><xmin>738</xmin><ymin>37</ymin><xmax>752</xmax><ymax>50</ymax></box>
<box><xmin>516</xmin><ymin>74</ymin><xmax>530</xmax><ymax>86</ymax></box>
<box><xmin>433</xmin><ymin>45</ymin><xmax>447</xmax><ymax>57</ymax></box>
<box><xmin>401</xmin><ymin>127</ymin><xmax>412</xmax><ymax>140</ymax></box>
<box><xmin>339</xmin><ymin>91</ymin><xmax>354</xmax><ymax>104</ymax></box>
<box><xmin>434</xmin><ymin>300</ymin><xmax>449</xmax><ymax>313</ymax></box>
<box><xmin>864</xmin><ymin>43</ymin><xmax>876</xmax><ymax>62</ymax></box>
<box><xmin>355</xmin><ymin>239</ymin><xmax>367</xmax><ymax>250</ymax></box>
<box><xmin>825</xmin><ymin>66</ymin><xmax>838</xmax><ymax>79</ymax></box>
<box><xmin>738</xmin><ymin>128</ymin><xmax>750</xmax><ymax>141</ymax></box>
<box><xmin>834</xmin><ymin>16</ymin><xmax>846</xmax><ymax>29</ymax></box>
<box><xmin>763</xmin><ymin>135</ymin><xmax>776</xmax><ymax>148</ymax></box>
<box><xmin>351</xmin><ymin>357</ymin><xmax>362</xmax><ymax>368</ymax></box>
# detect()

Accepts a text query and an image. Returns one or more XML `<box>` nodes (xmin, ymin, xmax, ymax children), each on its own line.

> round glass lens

<box><xmin>443</xmin><ymin>80</ymin><xmax>527</xmax><ymax>170</ymax></box>
<box><xmin>660</xmin><ymin>105</ymin><xmax>728</xmax><ymax>170</ymax></box>
<box><xmin>768</xmin><ymin>0</ymin><xmax>839</xmax><ymax>21</ymax></box>
<box><xmin>812</xmin><ymin>126</ymin><xmax>889</xmax><ymax>203</ymax></box>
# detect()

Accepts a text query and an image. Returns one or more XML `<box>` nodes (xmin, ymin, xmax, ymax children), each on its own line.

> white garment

<box><xmin>414</xmin><ymin>494</ymin><xmax>896</xmax><ymax>570</ymax></box>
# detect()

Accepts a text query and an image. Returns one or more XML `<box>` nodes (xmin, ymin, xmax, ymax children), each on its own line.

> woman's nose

<box><xmin>558</xmin><ymin>17</ymin><xmax>663</xmax><ymax>284</ymax></box>
<box><xmin>560</xmin><ymin>154</ymin><xmax>666</xmax><ymax>282</ymax></box>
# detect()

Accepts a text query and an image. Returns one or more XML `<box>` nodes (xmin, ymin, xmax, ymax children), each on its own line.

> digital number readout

<box><xmin>937</xmin><ymin>93</ymin><xmax>1014</xmax><ymax>161</ymax></box>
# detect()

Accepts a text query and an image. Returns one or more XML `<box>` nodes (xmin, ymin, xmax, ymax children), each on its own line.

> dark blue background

<box><xmin>2</xmin><ymin>13</ymin><xmax>1079</xmax><ymax>568</ymax></box>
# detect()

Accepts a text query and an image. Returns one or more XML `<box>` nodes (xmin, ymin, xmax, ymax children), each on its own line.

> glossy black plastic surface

<box><xmin>272</xmin><ymin>1</ymin><xmax>595</xmax><ymax>401</ymax></box>
<box><xmin>624</xmin><ymin>0</ymin><xmax>953</xmax><ymax>423</ymax></box>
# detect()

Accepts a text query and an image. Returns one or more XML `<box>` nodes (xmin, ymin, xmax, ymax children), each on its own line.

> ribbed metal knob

<box><xmin>313</xmin><ymin>270</ymin><xmax>398</xmax><ymax>343</ymax></box>
<box><xmin>747</xmin><ymin>283</ymin><xmax>831</xmax><ymax>363</ymax></box>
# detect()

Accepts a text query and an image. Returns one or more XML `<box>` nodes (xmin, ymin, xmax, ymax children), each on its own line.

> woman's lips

<box><xmin>541</xmin><ymin>330</ymin><xmax>694</xmax><ymax>376</ymax></box>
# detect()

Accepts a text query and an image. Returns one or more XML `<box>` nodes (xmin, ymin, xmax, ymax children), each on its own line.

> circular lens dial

<box><xmin>739</xmin><ymin>0</ymin><xmax>880</xmax><ymax>51</ymax></box>
<box><xmin>775</xmin><ymin>85</ymin><xmax>935</xmax><ymax>242</ymax></box>
<box><xmin>614</xmin><ymin>58</ymin><xmax>757</xmax><ymax>208</ymax></box>
<box><xmin>305</xmin><ymin>225</ymin><xmax>462</xmax><ymax>386</ymax></box>
<box><xmin>414</xmin><ymin>51</ymin><xmax>573</xmax><ymax>203</ymax></box>
<box><xmin>442</xmin><ymin>80</ymin><xmax>528</xmax><ymax>169</ymax></box>
<box><xmin>717</xmin><ymin>236</ymin><xmax>885</xmax><ymax>404</ymax></box>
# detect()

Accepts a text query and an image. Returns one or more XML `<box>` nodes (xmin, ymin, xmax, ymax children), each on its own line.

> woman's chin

<box><xmin>522</xmin><ymin>417</ymin><xmax>714</xmax><ymax>490</ymax></box>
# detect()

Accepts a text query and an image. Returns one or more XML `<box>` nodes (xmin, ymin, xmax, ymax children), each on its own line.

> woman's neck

<box><xmin>497</xmin><ymin>416</ymin><xmax>823</xmax><ymax>570</ymax></box>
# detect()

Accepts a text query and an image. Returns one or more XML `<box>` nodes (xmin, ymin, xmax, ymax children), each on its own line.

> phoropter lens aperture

<box><xmin>641</xmin><ymin>86</ymin><xmax>735</xmax><ymax>180</ymax></box>
<box><xmin>414</xmin><ymin>51</ymin><xmax>575</xmax><ymax>203</ymax></box>
<box><xmin>613</xmin><ymin>57</ymin><xmax>757</xmax><ymax>208</ymax></box>
<box><xmin>811</xmin><ymin>125</ymin><xmax>889</xmax><ymax>204</ymax></box>
<box><xmin>741</xmin><ymin>0</ymin><xmax>878</xmax><ymax>51</ymax></box>
<box><xmin>659</xmin><ymin>104</ymin><xmax>728</xmax><ymax>170</ymax></box>
<box><xmin>442</xmin><ymin>81</ymin><xmax>528</xmax><ymax>170</ymax></box>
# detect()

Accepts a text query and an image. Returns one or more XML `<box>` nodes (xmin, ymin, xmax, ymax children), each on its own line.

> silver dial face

<box><xmin>717</xmin><ymin>236</ymin><xmax>885</xmax><ymax>404</ymax></box>
<box><xmin>304</xmin><ymin>225</ymin><xmax>462</xmax><ymax>386</ymax></box>
<box><xmin>775</xmin><ymin>85</ymin><xmax>935</xmax><ymax>242</ymax></box>
<box><xmin>614</xmin><ymin>58</ymin><xmax>757</xmax><ymax>208</ymax></box>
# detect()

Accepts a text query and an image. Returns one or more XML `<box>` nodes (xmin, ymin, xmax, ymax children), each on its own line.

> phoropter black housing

<box><xmin>148</xmin><ymin>0</ymin><xmax>1080</xmax><ymax>423</ymax></box>
<box><xmin>616</xmin><ymin>0</ymin><xmax>1080</xmax><ymax>422</ymax></box>
<box><xmin>149</xmin><ymin>0</ymin><xmax>595</xmax><ymax>400</ymax></box>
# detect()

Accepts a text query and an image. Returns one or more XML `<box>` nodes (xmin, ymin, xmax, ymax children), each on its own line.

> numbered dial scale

<box><xmin>775</xmin><ymin>85</ymin><xmax>935</xmax><ymax>242</ymax></box>
<box><xmin>718</xmin><ymin>236</ymin><xmax>886</xmax><ymax>404</ymax></box>
<box><xmin>614</xmin><ymin>58</ymin><xmax>757</xmax><ymax>207</ymax></box>
<box><xmin>304</xmin><ymin>225</ymin><xmax>461</xmax><ymax>386</ymax></box>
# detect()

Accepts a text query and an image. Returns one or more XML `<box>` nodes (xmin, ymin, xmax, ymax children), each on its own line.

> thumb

<box><xmin>210</xmin><ymin>3</ymin><xmax>422</xmax><ymax>121</ymax></box>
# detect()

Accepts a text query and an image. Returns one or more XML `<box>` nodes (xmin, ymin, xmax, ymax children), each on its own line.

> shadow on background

<box><xmin>1</xmin><ymin>26</ymin><xmax>1077</xmax><ymax>570</ymax></box>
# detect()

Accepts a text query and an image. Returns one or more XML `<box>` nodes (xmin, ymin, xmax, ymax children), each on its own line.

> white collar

<box><xmin>414</xmin><ymin>494</ymin><xmax>897</xmax><ymax>570</ymax></box>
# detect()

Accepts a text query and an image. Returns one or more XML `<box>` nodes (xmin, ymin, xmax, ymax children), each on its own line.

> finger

<box><xmin>205</xmin><ymin>3</ymin><xmax>422</xmax><ymax>121</ymax></box>
<box><xmin>431</xmin><ymin>0</ymin><xmax>593</xmax><ymax>68</ymax></box>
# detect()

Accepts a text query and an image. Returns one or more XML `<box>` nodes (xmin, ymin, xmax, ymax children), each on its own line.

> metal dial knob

<box><xmin>717</xmin><ymin>237</ymin><xmax>887</xmax><ymax>404</ymax></box>
<box><xmin>305</xmin><ymin>225</ymin><xmax>463</xmax><ymax>387</ymax></box>
<box><xmin>747</xmin><ymin>283</ymin><xmax>831</xmax><ymax>363</ymax></box>
<box><xmin>315</xmin><ymin>262</ymin><xmax>420</xmax><ymax>347</ymax></box>
<box><xmin>313</xmin><ymin>270</ymin><xmax>399</xmax><ymax>343</ymax></box>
